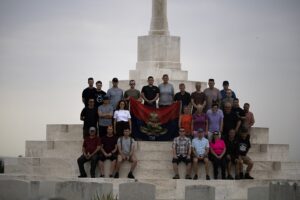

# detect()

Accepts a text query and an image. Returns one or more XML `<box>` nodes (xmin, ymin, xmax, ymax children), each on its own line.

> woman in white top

<box><xmin>114</xmin><ymin>100</ymin><xmax>132</xmax><ymax>137</ymax></box>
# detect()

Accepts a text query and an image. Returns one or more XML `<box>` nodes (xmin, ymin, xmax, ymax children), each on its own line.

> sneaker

<box><xmin>109</xmin><ymin>174</ymin><xmax>113</xmax><ymax>178</ymax></box>
<box><xmin>239</xmin><ymin>172</ymin><xmax>244</xmax><ymax>179</ymax></box>
<box><xmin>100</xmin><ymin>174</ymin><xmax>104</xmax><ymax>178</ymax></box>
<box><xmin>227</xmin><ymin>175</ymin><xmax>234</xmax><ymax>180</ymax></box>
<box><xmin>128</xmin><ymin>172</ymin><xmax>135</xmax><ymax>179</ymax></box>
<box><xmin>235</xmin><ymin>175</ymin><xmax>240</xmax><ymax>180</ymax></box>
<box><xmin>193</xmin><ymin>174</ymin><xmax>198</xmax><ymax>180</ymax></box>
<box><xmin>206</xmin><ymin>175</ymin><xmax>210</xmax><ymax>180</ymax></box>
<box><xmin>78</xmin><ymin>175</ymin><xmax>87</xmax><ymax>178</ymax></box>
<box><xmin>244</xmin><ymin>173</ymin><xmax>254</xmax><ymax>179</ymax></box>
<box><xmin>185</xmin><ymin>175</ymin><xmax>192</xmax><ymax>179</ymax></box>
<box><xmin>114</xmin><ymin>172</ymin><xmax>119</xmax><ymax>178</ymax></box>
<box><xmin>173</xmin><ymin>174</ymin><xmax>180</xmax><ymax>179</ymax></box>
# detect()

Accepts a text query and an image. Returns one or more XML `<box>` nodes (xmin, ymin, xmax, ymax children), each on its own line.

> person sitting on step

<box><xmin>237</xmin><ymin>128</ymin><xmax>254</xmax><ymax>179</ymax></box>
<box><xmin>192</xmin><ymin>128</ymin><xmax>210</xmax><ymax>180</ymax></box>
<box><xmin>172</xmin><ymin>128</ymin><xmax>192</xmax><ymax>179</ymax></box>
<box><xmin>98</xmin><ymin>126</ymin><xmax>118</xmax><ymax>178</ymax></box>
<box><xmin>114</xmin><ymin>127</ymin><xmax>137</xmax><ymax>179</ymax></box>
<box><xmin>77</xmin><ymin>127</ymin><xmax>101</xmax><ymax>178</ymax></box>
<box><xmin>225</xmin><ymin>129</ymin><xmax>240</xmax><ymax>180</ymax></box>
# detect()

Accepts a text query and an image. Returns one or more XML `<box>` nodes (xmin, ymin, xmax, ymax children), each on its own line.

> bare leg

<box><xmin>130</xmin><ymin>155</ymin><xmax>137</xmax><ymax>172</ymax></box>
<box><xmin>193</xmin><ymin>158</ymin><xmax>198</xmax><ymax>176</ymax></box>
<box><xmin>98</xmin><ymin>161</ymin><xmax>104</xmax><ymax>175</ymax></box>
<box><xmin>110</xmin><ymin>160</ymin><xmax>116</xmax><ymax>176</ymax></box>
<box><xmin>204</xmin><ymin>158</ymin><xmax>210</xmax><ymax>176</ymax></box>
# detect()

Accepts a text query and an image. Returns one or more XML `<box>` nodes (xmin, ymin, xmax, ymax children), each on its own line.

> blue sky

<box><xmin>0</xmin><ymin>0</ymin><xmax>300</xmax><ymax>160</ymax></box>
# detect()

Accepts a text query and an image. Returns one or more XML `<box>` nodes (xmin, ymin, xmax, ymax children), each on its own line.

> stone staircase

<box><xmin>2</xmin><ymin>124</ymin><xmax>300</xmax><ymax>200</ymax></box>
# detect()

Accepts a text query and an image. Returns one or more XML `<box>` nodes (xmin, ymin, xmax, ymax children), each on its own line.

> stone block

<box><xmin>185</xmin><ymin>185</ymin><xmax>215</xmax><ymax>200</ymax></box>
<box><xmin>269</xmin><ymin>181</ymin><xmax>299</xmax><ymax>200</ymax></box>
<box><xmin>0</xmin><ymin>179</ymin><xmax>30</xmax><ymax>200</ymax></box>
<box><xmin>55</xmin><ymin>181</ymin><xmax>112</xmax><ymax>200</ymax></box>
<box><xmin>119</xmin><ymin>182</ymin><xmax>155</xmax><ymax>200</ymax></box>
<box><xmin>248</xmin><ymin>186</ymin><xmax>269</xmax><ymax>200</ymax></box>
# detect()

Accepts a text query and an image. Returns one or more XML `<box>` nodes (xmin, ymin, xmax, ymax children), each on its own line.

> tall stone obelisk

<box><xmin>118</xmin><ymin>0</ymin><xmax>206</xmax><ymax>92</ymax></box>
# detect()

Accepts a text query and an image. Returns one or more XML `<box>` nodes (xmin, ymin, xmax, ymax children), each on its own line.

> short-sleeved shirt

<box><xmin>223</xmin><ymin>111</ymin><xmax>240</xmax><ymax>136</ymax></box>
<box><xmin>232</xmin><ymin>107</ymin><xmax>246</xmax><ymax>118</ymax></box>
<box><xmin>225</xmin><ymin>138</ymin><xmax>239</xmax><ymax>157</ymax></box>
<box><xmin>95</xmin><ymin>90</ymin><xmax>106</xmax><ymax>108</ymax></box>
<box><xmin>180</xmin><ymin>114</ymin><xmax>193</xmax><ymax>135</ymax></box>
<box><xmin>192</xmin><ymin>113</ymin><xmax>208</xmax><ymax>132</ymax></box>
<box><xmin>203</xmin><ymin>88</ymin><xmax>221</xmax><ymax>110</ymax></box>
<box><xmin>191</xmin><ymin>91</ymin><xmax>206</xmax><ymax>105</ymax></box>
<box><xmin>220</xmin><ymin>89</ymin><xmax>237</xmax><ymax>100</ymax></box>
<box><xmin>141</xmin><ymin>85</ymin><xmax>160</xmax><ymax>107</ymax></box>
<box><xmin>210</xmin><ymin>139</ymin><xmax>226</xmax><ymax>155</ymax></box>
<box><xmin>124</xmin><ymin>89</ymin><xmax>140</xmax><ymax>100</ymax></box>
<box><xmin>192</xmin><ymin>137</ymin><xmax>209</xmax><ymax>157</ymax></box>
<box><xmin>244</xmin><ymin>111</ymin><xmax>255</xmax><ymax>128</ymax></box>
<box><xmin>98</xmin><ymin>104</ymin><xmax>114</xmax><ymax>126</ymax></box>
<box><xmin>107</xmin><ymin>87</ymin><xmax>123</xmax><ymax>110</ymax></box>
<box><xmin>101</xmin><ymin>135</ymin><xmax>118</xmax><ymax>153</ymax></box>
<box><xmin>172</xmin><ymin>136</ymin><xmax>191</xmax><ymax>157</ymax></box>
<box><xmin>238</xmin><ymin>137</ymin><xmax>251</xmax><ymax>156</ymax></box>
<box><xmin>158</xmin><ymin>83</ymin><xmax>174</xmax><ymax>106</ymax></box>
<box><xmin>83</xmin><ymin>136</ymin><xmax>101</xmax><ymax>154</ymax></box>
<box><xmin>113</xmin><ymin>110</ymin><xmax>131</xmax><ymax>122</ymax></box>
<box><xmin>206</xmin><ymin>109</ymin><xmax>224</xmax><ymax>132</ymax></box>
<box><xmin>174</xmin><ymin>92</ymin><xmax>191</xmax><ymax>113</ymax></box>
<box><xmin>80</xmin><ymin>107</ymin><xmax>98</xmax><ymax>129</ymax></box>
<box><xmin>82</xmin><ymin>87</ymin><xmax>97</xmax><ymax>106</ymax></box>
<box><xmin>118</xmin><ymin>137</ymin><xmax>135</xmax><ymax>156</ymax></box>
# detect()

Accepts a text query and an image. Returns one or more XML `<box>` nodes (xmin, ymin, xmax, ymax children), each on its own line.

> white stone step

<box><xmin>4</xmin><ymin>156</ymin><xmax>298</xmax><ymax>180</ymax></box>
<box><xmin>25</xmin><ymin>140</ymin><xmax>289</xmax><ymax>161</ymax></box>
<box><xmin>46</xmin><ymin>124</ymin><xmax>269</xmax><ymax>144</ymax></box>
<box><xmin>1</xmin><ymin>174</ymin><xmax>296</xmax><ymax>200</ymax></box>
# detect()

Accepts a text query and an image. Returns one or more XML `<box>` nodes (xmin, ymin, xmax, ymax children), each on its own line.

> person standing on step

<box><xmin>98</xmin><ymin>96</ymin><xmax>114</xmax><ymax>138</ymax></box>
<box><xmin>141</xmin><ymin>76</ymin><xmax>160</xmax><ymax>108</ymax></box>
<box><xmin>158</xmin><ymin>74</ymin><xmax>174</xmax><ymax>108</ymax></box>
<box><xmin>98</xmin><ymin>126</ymin><xmax>118</xmax><ymax>178</ymax></box>
<box><xmin>80</xmin><ymin>98</ymin><xmax>98</xmax><ymax>138</ymax></box>
<box><xmin>113</xmin><ymin>100</ymin><xmax>132</xmax><ymax>137</ymax></box>
<box><xmin>203</xmin><ymin>79</ymin><xmax>221</xmax><ymax>111</ymax></box>
<box><xmin>206</xmin><ymin>103</ymin><xmax>224</xmax><ymax>140</ymax></box>
<box><xmin>237</xmin><ymin>128</ymin><xmax>254</xmax><ymax>179</ymax></box>
<box><xmin>82</xmin><ymin>77</ymin><xmax>97</xmax><ymax>107</ymax></box>
<box><xmin>174</xmin><ymin>83</ymin><xmax>191</xmax><ymax>113</ymax></box>
<box><xmin>220</xmin><ymin>80</ymin><xmax>237</xmax><ymax>100</ymax></box>
<box><xmin>223</xmin><ymin>102</ymin><xmax>241</xmax><ymax>140</ymax></box>
<box><xmin>124</xmin><ymin>80</ymin><xmax>141</xmax><ymax>102</ymax></box>
<box><xmin>94</xmin><ymin>80</ymin><xmax>106</xmax><ymax>109</ymax></box>
<box><xmin>107</xmin><ymin>77</ymin><xmax>123</xmax><ymax>110</ymax></box>
<box><xmin>172</xmin><ymin>128</ymin><xmax>192</xmax><ymax>179</ymax></box>
<box><xmin>225</xmin><ymin>129</ymin><xmax>240</xmax><ymax>180</ymax></box>
<box><xmin>191</xmin><ymin>82</ymin><xmax>206</xmax><ymax>114</ymax></box>
<box><xmin>192</xmin><ymin>129</ymin><xmax>210</xmax><ymax>180</ymax></box>
<box><xmin>192</xmin><ymin>105</ymin><xmax>208</xmax><ymax>139</ymax></box>
<box><xmin>77</xmin><ymin>127</ymin><xmax>101</xmax><ymax>178</ymax></box>
<box><xmin>114</xmin><ymin>128</ymin><xmax>137</xmax><ymax>179</ymax></box>
<box><xmin>179</xmin><ymin>106</ymin><xmax>193</xmax><ymax>138</ymax></box>
<box><xmin>209</xmin><ymin>131</ymin><xmax>226</xmax><ymax>179</ymax></box>
<box><xmin>243</xmin><ymin>103</ymin><xmax>255</xmax><ymax>130</ymax></box>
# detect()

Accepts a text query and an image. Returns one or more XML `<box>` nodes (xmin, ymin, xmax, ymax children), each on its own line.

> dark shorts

<box><xmin>99</xmin><ymin>154</ymin><xmax>117</xmax><ymax>161</ymax></box>
<box><xmin>172</xmin><ymin>155</ymin><xmax>191</xmax><ymax>165</ymax></box>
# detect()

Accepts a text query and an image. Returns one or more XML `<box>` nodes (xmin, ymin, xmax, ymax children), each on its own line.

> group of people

<box><xmin>78</xmin><ymin>75</ymin><xmax>255</xmax><ymax>180</ymax></box>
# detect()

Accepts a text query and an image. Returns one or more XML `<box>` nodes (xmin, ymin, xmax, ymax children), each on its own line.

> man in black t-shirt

<box><xmin>82</xmin><ymin>77</ymin><xmax>97</xmax><ymax>107</ymax></box>
<box><xmin>141</xmin><ymin>76</ymin><xmax>160</xmax><ymax>108</ymax></box>
<box><xmin>222</xmin><ymin>102</ymin><xmax>241</xmax><ymax>139</ymax></box>
<box><xmin>232</xmin><ymin>98</ymin><xmax>246</xmax><ymax>121</ymax></box>
<box><xmin>237</xmin><ymin>129</ymin><xmax>254</xmax><ymax>179</ymax></box>
<box><xmin>174</xmin><ymin>83</ymin><xmax>191</xmax><ymax>113</ymax></box>
<box><xmin>95</xmin><ymin>80</ymin><xmax>106</xmax><ymax>108</ymax></box>
<box><xmin>80</xmin><ymin>98</ymin><xmax>99</xmax><ymax>138</ymax></box>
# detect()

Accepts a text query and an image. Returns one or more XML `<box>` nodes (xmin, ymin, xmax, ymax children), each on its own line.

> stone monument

<box><xmin>118</xmin><ymin>0</ymin><xmax>206</xmax><ymax>92</ymax></box>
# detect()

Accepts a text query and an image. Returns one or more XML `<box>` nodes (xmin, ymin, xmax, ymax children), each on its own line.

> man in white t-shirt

<box><xmin>192</xmin><ymin>128</ymin><xmax>210</xmax><ymax>180</ymax></box>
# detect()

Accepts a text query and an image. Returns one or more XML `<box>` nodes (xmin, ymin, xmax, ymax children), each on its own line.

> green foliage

<box><xmin>91</xmin><ymin>192</ymin><xmax>118</xmax><ymax>200</ymax></box>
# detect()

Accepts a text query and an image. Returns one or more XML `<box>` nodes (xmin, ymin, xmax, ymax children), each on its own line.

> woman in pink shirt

<box><xmin>209</xmin><ymin>131</ymin><xmax>226</xmax><ymax>179</ymax></box>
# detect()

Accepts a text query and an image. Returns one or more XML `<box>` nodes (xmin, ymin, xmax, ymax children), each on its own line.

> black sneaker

<box><xmin>235</xmin><ymin>175</ymin><xmax>240</xmax><ymax>180</ymax></box>
<box><xmin>193</xmin><ymin>174</ymin><xmax>198</xmax><ymax>180</ymax></box>
<box><xmin>185</xmin><ymin>175</ymin><xmax>192</xmax><ymax>179</ymax></box>
<box><xmin>128</xmin><ymin>172</ymin><xmax>135</xmax><ymax>179</ymax></box>
<box><xmin>239</xmin><ymin>172</ymin><xmax>244</xmax><ymax>179</ymax></box>
<box><xmin>100</xmin><ymin>174</ymin><xmax>104</xmax><ymax>178</ymax></box>
<box><xmin>206</xmin><ymin>175</ymin><xmax>210</xmax><ymax>180</ymax></box>
<box><xmin>227</xmin><ymin>175</ymin><xmax>234</xmax><ymax>180</ymax></box>
<box><xmin>173</xmin><ymin>174</ymin><xmax>180</xmax><ymax>179</ymax></box>
<box><xmin>114</xmin><ymin>172</ymin><xmax>119</xmax><ymax>178</ymax></box>
<box><xmin>78</xmin><ymin>175</ymin><xmax>87</xmax><ymax>178</ymax></box>
<box><xmin>244</xmin><ymin>173</ymin><xmax>254</xmax><ymax>179</ymax></box>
